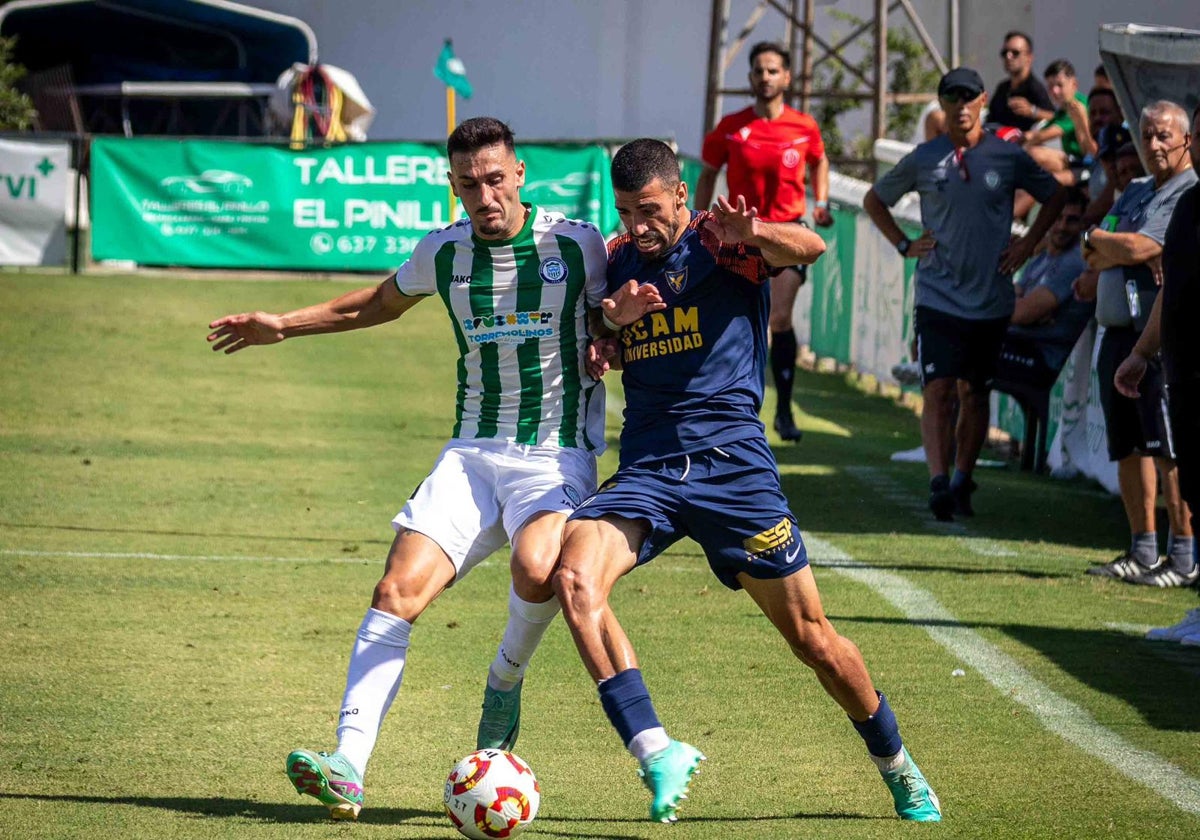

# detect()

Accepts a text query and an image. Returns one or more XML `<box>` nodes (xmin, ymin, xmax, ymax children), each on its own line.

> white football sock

<box><xmin>869</xmin><ymin>748</ymin><xmax>907</xmax><ymax>774</ymax></box>
<box><xmin>336</xmin><ymin>608</ymin><xmax>411</xmax><ymax>777</ymax></box>
<box><xmin>486</xmin><ymin>586</ymin><xmax>560</xmax><ymax>691</ymax></box>
<box><xmin>628</xmin><ymin>727</ymin><xmax>671</xmax><ymax>761</ymax></box>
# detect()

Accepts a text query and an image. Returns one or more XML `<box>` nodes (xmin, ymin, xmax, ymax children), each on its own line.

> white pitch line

<box><xmin>806</xmin><ymin>534</ymin><xmax>1200</xmax><ymax>816</ymax></box>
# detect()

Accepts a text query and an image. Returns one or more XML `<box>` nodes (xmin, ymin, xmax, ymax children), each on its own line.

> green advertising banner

<box><xmin>91</xmin><ymin>138</ymin><xmax>615</xmax><ymax>271</ymax></box>
<box><xmin>808</xmin><ymin>208</ymin><xmax>856</xmax><ymax>363</ymax></box>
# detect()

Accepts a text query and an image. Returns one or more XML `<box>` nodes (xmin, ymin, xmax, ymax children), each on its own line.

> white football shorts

<box><xmin>392</xmin><ymin>438</ymin><xmax>598</xmax><ymax>580</ymax></box>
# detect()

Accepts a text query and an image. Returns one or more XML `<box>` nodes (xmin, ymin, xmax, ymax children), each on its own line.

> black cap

<box><xmin>1098</xmin><ymin>124</ymin><xmax>1133</xmax><ymax>158</ymax></box>
<box><xmin>937</xmin><ymin>67</ymin><xmax>985</xmax><ymax>99</ymax></box>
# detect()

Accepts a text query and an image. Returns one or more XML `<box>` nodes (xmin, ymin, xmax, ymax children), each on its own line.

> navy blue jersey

<box><xmin>607</xmin><ymin>211</ymin><xmax>771</xmax><ymax>466</ymax></box>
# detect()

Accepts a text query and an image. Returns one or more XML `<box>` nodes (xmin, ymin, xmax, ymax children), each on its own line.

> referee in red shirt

<box><xmin>695</xmin><ymin>40</ymin><xmax>833</xmax><ymax>442</ymax></box>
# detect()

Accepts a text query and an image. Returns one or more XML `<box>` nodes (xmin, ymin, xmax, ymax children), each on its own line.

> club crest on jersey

<box><xmin>782</xmin><ymin>148</ymin><xmax>801</xmax><ymax>168</ymax></box>
<box><xmin>665</xmin><ymin>267</ymin><xmax>688</xmax><ymax>293</ymax></box>
<box><xmin>984</xmin><ymin>170</ymin><xmax>1001</xmax><ymax>190</ymax></box>
<box><xmin>539</xmin><ymin>257</ymin><xmax>568</xmax><ymax>284</ymax></box>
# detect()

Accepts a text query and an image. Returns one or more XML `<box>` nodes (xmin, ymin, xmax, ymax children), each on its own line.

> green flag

<box><xmin>434</xmin><ymin>39</ymin><xmax>473</xmax><ymax>99</ymax></box>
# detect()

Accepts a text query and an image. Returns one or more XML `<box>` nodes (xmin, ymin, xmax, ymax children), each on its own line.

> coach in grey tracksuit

<box><xmin>864</xmin><ymin>66</ymin><xmax>1065</xmax><ymax>522</ymax></box>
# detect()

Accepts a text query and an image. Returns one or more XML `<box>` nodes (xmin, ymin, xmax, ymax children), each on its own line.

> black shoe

<box><xmin>929</xmin><ymin>475</ymin><xmax>954</xmax><ymax>521</ymax></box>
<box><xmin>951</xmin><ymin>478</ymin><xmax>977</xmax><ymax>517</ymax></box>
<box><xmin>773</xmin><ymin>414</ymin><xmax>803</xmax><ymax>442</ymax></box>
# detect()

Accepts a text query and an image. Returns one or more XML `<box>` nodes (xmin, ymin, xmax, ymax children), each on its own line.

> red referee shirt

<box><xmin>701</xmin><ymin>105</ymin><xmax>825</xmax><ymax>221</ymax></box>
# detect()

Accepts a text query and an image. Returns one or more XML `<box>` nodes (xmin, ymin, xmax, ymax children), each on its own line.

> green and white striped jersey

<box><xmin>395</xmin><ymin>204</ymin><xmax>607</xmax><ymax>452</ymax></box>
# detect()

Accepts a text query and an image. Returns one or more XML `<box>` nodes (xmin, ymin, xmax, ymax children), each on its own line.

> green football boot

<box><xmin>881</xmin><ymin>748</ymin><xmax>942</xmax><ymax>821</ymax></box>
<box><xmin>285</xmin><ymin>749</ymin><xmax>364</xmax><ymax>820</ymax></box>
<box><xmin>475</xmin><ymin>679</ymin><xmax>522</xmax><ymax>750</ymax></box>
<box><xmin>638</xmin><ymin>739</ymin><xmax>705</xmax><ymax>823</ymax></box>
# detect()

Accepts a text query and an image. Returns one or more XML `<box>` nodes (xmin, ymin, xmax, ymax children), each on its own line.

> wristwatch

<box><xmin>1082</xmin><ymin>226</ymin><xmax>1095</xmax><ymax>251</ymax></box>
<box><xmin>896</xmin><ymin>238</ymin><xmax>912</xmax><ymax>256</ymax></box>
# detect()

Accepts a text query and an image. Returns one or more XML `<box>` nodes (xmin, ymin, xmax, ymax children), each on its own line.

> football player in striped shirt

<box><xmin>207</xmin><ymin>117</ymin><xmax>664</xmax><ymax>819</ymax></box>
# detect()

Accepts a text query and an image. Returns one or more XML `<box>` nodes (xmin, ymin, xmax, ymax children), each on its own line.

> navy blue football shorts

<box><xmin>567</xmin><ymin>436</ymin><xmax>808</xmax><ymax>590</ymax></box>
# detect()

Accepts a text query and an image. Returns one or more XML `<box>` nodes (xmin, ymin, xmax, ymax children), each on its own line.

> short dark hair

<box><xmin>749</xmin><ymin>41</ymin><xmax>790</xmax><ymax>69</ymax></box>
<box><xmin>1044</xmin><ymin>59</ymin><xmax>1075</xmax><ymax>79</ymax></box>
<box><xmin>447</xmin><ymin>117</ymin><xmax>515</xmax><ymax>159</ymax></box>
<box><xmin>1094</xmin><ymin>63</ymin><xmax>1109</xmax><ymax>79</ymax></box>
<box><xmin>1087</xmin><ymin>86</ymin><xmax>1118</xmax><ymax>106</ymax></box>
<box><xmin>611</xmin><ymin>139</ymin><xmax>680</xmax><ymax>192</ymax></box>
<box><xmin>1062</xmin><ymin>186</ymin><xmax>1088</xmax><ymax>210</ymax></box>
<box><xmin>1003</xmin><ymin>31</ymin><xmax>1033</xmax><ymax>52</ymax></box>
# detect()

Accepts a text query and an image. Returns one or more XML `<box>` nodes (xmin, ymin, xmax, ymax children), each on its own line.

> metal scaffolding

<box><xmin>704</xmin><ymin>0</ymin><xmax>961</xmax><ymax>145</ymax></box>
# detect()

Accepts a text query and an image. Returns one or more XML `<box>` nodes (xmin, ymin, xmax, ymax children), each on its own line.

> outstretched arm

<box><xmin>207</xmin><ymin>274</ymin><xmax>421</xmax><ymax>354</ymax></box>
<box><xmin>703</xmin><ymin>194</ymin><xmax>826</xmax><ymax>266</ymax></box>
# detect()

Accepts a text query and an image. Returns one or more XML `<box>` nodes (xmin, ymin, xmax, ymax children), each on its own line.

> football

<box><xmin>444</xmin><ymin>748</ymin><xmax>540</xmax><ymax>839</ymax></box>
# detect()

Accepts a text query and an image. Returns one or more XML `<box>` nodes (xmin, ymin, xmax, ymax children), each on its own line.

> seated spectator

<box><xmin>996</xmin><ymin>188</ymin><xmax>1093</xmax><ymax>389</ymax></box>
<box><xmin>1073</xmin><ymin>136</ymin><xmax>1144</xmax><ymax>303</ymax></box>
<box><xmin>989</xmin><ymin>31</ymin><xmax>1055</xmax><ymax>132</ymax></box>
<box><xmin>1024</xmin><ymin>61</ymin><xmax>1097</xmax><ymax>185</ymax></box>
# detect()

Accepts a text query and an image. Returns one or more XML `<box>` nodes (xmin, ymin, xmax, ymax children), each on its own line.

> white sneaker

<box><xmin>1147</xmin><ymin>607</ymin><xmax>1200</xmax><ymax>642</ymax></box>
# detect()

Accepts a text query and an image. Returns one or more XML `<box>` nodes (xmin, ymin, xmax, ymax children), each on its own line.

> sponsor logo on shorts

<box><xmin>539</xmin><ymin>257</ymin><xmax>568</xmax><ymax>284</ymax></box>
<box><xmin>743</xmin><ymin>517</ymin><xmax>796</xmax><ymax>560</ymax></box>
<box><xmin>563</xmin><ymin>484</ymin><xmax>582</xmax><ymax>507</ymax></box>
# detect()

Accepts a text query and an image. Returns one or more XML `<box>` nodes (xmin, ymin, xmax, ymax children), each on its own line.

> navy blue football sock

<box><xmin>950</xmin><ymin>468</ymin><xmax>971</xmax><ymax>491</ymax></box>
<box><xmin>770</xmin><ymin>329</ymin><xmax>798</xmax><ymax>413</ymax></box>
<box><xmin>598</xmin><ymin>668</ymin><xmax>662</xmax><ymax>748</ymax></box>
<box><xmin>850</xmin><ymin>692</ymin><xmax>904</xmax><ymax>758</ymax></box>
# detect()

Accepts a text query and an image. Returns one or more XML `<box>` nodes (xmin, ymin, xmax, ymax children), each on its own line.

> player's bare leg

<box><xmin>555</xmin><ymin>515</ymin><xmax>703</xmax><ymax>823</ymax></box>
<box><xmin>738</xmin><ymin>567</ymin><xmax>941</xmax><ymax>820</ymax></box>
<box><xmin>287</xmin><ymin>530</ymin><xmax>454</xmax><ymax>819</ymax></box>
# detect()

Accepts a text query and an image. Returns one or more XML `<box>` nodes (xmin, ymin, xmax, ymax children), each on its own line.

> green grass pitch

<box><xmin>1</xmin><ymin>271</ymin><xmax>1198</xmax><ymax>839</ymax></box>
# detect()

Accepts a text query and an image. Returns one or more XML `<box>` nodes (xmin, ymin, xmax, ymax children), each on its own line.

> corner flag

<box><xmin>434</xmin><ymin>39</ymin><xmax>473</xmax><ymax>99</ymax></box>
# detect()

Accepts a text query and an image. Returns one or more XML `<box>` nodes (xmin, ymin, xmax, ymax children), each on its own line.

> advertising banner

<box><xmin>0</xmin><ymin>138</ymin><xmax>69</xmax><ymax>266</ymax></box>
<box><xmin>90</xmin><ymin>138</ymin><xmax>613</xmax><ymax>271</ymax></box>
<box><xmin>808</xmin><ymin>209</ymin><xmax>856</xmax><ymax>363</ymax></box>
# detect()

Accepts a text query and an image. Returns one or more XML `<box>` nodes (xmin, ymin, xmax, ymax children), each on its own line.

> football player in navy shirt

<box><xmin>552</xmin><ymin>139</ymin><xmax>941</xmax><ymax>824</ymax></box>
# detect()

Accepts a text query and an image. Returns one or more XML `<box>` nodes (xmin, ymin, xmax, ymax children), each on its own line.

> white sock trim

<box><xmin>628</xmin><ymin>727</ymin><xmax>670</xmax><ymax>762</ymax></box>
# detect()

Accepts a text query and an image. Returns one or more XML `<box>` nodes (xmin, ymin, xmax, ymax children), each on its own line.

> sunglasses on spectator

<box><xmin>940</xmin><ymin>89</ymin><xmax>979</xmax><ymax>104</ymax></box>
<box><xmin>1000</xmin><ymin>48</ymin><xmax>1025</xmax><ymax>58</ymax></box>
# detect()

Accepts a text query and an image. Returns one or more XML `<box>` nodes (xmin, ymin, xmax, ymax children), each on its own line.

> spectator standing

<box><xmin>696</xmin><ymin>41</ymin><xmax>833</xmax><ymax>443</ymax></box>
<box><xmin>989</xmin><ymin>32</ymin><xmax>1055</xmax><ymax>133</ymax></box>
<box><xmin>1114</xmin><ymin>104</ymin><xmax>1200</xmax><ymax>633</ymax></box>
<box><xmin>864</xmin><ymin>67</ymin><xmax>1065</xmax><ymax>521</ymax></box>
<box><xmin>1085</xmin><ymin>100</ymin><xmax>1197</xmax><ymax>586</ymax></box>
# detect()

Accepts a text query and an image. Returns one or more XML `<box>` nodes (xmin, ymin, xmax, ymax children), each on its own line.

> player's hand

<box><xmin>1008</xmin><ymin>96</ymin><xmax>1033</xmax><ymax>117</ymax></box>
<box><xmin>1071</xmin><ymin>269</ymin><xmax>1099</xmax><ymax>301</ymax></box>
<box><xmin>586</xmin><ymin>337</ymin><xmax>619</xmax><ymax>379</ymax></box>
<box><xmin>908</xmin><ymin>229</ymin><xmax>937</xmax><ymax>259</ymax></box>
<box><xmin>207</xmin><ymin>311</ymin><xmax>286</xmax><ymax>354</ymax></box>
<box><xmin>703</xmin><ymin>194</ymin><xmax>759</xmax><ymax>244</ymax></box>
<box><xmin>1148</xmin><ymin>254</ymin><xmax>1163</xmax><ymax>287</ymax></box>
<box><xmin>1114</xmin><ymin>352</ymin><xmax>1148</xmax><ymax>399</ymax></box>
<box><xmin>812</xmin><ymin>205</ymin><xmax>834</xmax><ymax>228</ymax></box>
<box><xmin>602</xmin><ymin>279</ymin><xmax>665</xmax><ymax>327</ymax></box>
<box><xmin>998</xmin><ymin>235</ymin><xmax>1035</xmax><ymax>274</ymax></box>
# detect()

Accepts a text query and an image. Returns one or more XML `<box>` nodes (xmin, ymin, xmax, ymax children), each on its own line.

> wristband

<box><xmin>815</xmin><ymin>200</ymin><xmax>829</xmax><ymax>209</ymax></box>
<box><xmin>896</xmin><ymin>237</ymin><xmax>912</xmax><ymax>257</ymax></box>
<box><xmin>601</xmin><ymin>311</ymin><xmax>621</xmax><ymax>332</ymax></box>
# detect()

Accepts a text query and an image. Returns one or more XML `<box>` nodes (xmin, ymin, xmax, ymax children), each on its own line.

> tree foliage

<box><xmin>810</xmin><ymin>11</ymin><xmax>941</xmax><ymax>171</ymax></box>
<box><xmin>0</xmin><ymin>37</ymin><xmax>36</xmax><ymax>131</ymax></box>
